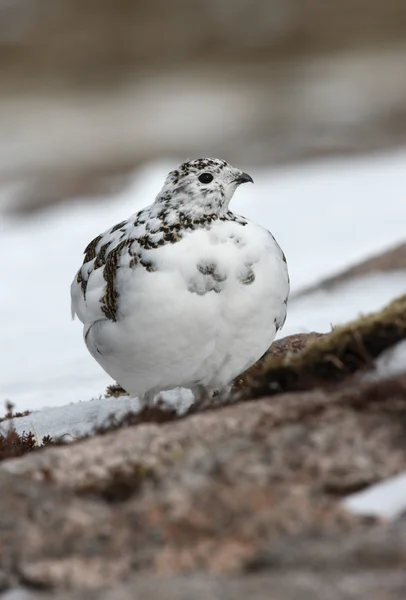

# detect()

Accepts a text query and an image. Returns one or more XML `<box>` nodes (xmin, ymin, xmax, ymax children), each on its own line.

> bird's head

<box><xmin>155</xmin><ymin>158</ymin><xmax>253</xmax><ymax>216</ymax></box>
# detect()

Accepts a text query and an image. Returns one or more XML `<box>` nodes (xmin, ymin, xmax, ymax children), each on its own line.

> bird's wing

<box><xmin>70</xmin><ymin>211</ymin><xmax>150</xmax><ymax>325</ymax></box>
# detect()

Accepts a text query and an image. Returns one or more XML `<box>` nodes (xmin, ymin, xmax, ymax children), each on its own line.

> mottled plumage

<box><xmin>71</xmin><ymin>158</ymin><xmax>289</xmax><ymax>405</ymax></box>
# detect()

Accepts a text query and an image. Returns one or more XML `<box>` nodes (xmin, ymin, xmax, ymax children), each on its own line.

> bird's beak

<box><xmin>234</xmin><ymin>172</ymin><xmax>254</xmax><ymax>185</ymax></box>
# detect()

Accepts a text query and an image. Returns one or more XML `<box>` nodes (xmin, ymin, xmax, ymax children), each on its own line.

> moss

<box><xmin>244</xmin><ymin>293</ymin><xmax>406</xmax><ymax>399</ymax></box>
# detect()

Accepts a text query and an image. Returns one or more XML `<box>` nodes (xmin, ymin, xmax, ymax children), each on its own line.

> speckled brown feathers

<box><xmin>76</xmin><ymin>208</ymin><xmax>247</xmax><ymax>322</ymax></box>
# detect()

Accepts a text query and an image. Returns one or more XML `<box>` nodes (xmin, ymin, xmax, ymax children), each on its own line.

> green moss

<box><xmin>245</xmin><ymin>293</ymin><xmax>406</xmax><ymax>398</ymax></box>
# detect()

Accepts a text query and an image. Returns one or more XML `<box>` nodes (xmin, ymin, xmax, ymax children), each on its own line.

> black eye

<box><xmin>198</xmin><ymin>172</ymin><xmax>213</xmax><ymax>184</ymax></box>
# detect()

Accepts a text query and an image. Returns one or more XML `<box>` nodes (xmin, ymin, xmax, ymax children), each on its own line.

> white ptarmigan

<box><xmin>71</xmin><ymin>158</ymin><xmax>289</xmax><ymax>405</ymax></box>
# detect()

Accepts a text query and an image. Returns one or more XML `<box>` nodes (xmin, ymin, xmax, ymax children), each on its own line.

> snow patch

<box><xmin>343</xmin><ymin>471</ymin><xmax>406</xmax><ymax>519</ymax></box>
<box><xmin>280</xmin><ymin>271</ymin><xmax>406</xmax><ymax>338</ymax></box>
<box><xmin>0</xmin><ymin>388</ymin><xmax>194</xmax><ymax>441</ymax></box>
<box><xmin>364</xmin><ymin>339</ymin><xmax>406</xmax><ymax>382</ymax></box>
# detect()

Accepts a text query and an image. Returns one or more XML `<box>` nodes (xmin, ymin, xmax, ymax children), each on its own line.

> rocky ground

<box><xmin>1</xmin><ymin>290</ymin><xmax>406</xmax><ymax>599</ymax></box>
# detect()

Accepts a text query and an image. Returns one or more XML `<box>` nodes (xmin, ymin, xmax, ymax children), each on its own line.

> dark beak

<box><xmin>234</xmin><ymin>172</ymin><xmax>254</xmax><ymax>185</ymax></box>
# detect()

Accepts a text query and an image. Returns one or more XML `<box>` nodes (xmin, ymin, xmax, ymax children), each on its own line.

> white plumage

<box><xmin>71</xmin><ymin>158</ymin><xmax>289</xmax><ymax>404</ymax></box>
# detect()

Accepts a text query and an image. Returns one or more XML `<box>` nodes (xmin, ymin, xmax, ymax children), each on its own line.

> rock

<box><xmin>234</xmin><ymin>332</ymin><xmax>325</xmax><ymax>390</ymax></box>
<box><xmin>0</xmin><ymin>469</ymin><xmax>133</xmax><ymax>590</ymax></box>
<box><xmin>261</xmin><ymin>333</ymin><xmax>326</xmax><ymax>357</ymax></box>
<box><xmin>9</xmin><ymin>571</ymin><xmax>406</xmax><ymax>600</ymax></box>
<box><xmin>1</xmin><ymin>372</ymin><xmax>406</xmax><ymax>591</ymax></box>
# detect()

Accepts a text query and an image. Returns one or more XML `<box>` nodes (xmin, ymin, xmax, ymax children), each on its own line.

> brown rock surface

<box><xmin>10</xmin><ymin>571</ymin><xmax>406</xmax><ymax>600</ymax></box>
<box><xmin>1</xmin><ymin>373</ymin><xmax>406</xmax><ymax>593</ymax></box>
<box><xmin>234</xmin><ymin>332</ymin><xmax>326</xmax><ymax>391</ymax></box>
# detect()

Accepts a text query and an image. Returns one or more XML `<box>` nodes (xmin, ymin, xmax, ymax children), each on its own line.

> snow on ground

<box><xmin>364</xmin><ymin>339</ymin><xmax>406</xmax><ymax>382</ymax></box>
<box><xmin>1</xmin><ymin>149</ymin><xmax>406</xmax><ymax>420</ymax></box>
<box><xmin>1</xmin><ymin>388</ymin><xmax>194</xmax><ymax>441</ymax></box>
<box><xmin>283</xmin><ymin>271</ymin><xmax>406</xmax><ymax>338</ymax></box>
<box><xmin>2</xmin><ymin>395</ymin><xmax>141</xmax><ymax>442</ymax></box>
<box><xmin>343</xmin><ymin>471</ymin><xmax>406</xmax><ymax>519</ymax></box>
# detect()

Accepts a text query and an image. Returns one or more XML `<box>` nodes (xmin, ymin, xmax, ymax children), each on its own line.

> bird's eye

<box><xmin>198</xmin><ymin>172</ymin><xmax>214</xmax><ymax>184</ymax></box>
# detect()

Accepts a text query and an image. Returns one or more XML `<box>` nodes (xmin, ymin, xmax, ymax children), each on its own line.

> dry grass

<box><xmin>0</xmin><ymin>401</ymin><xmax>31</xmax><ymax>424</ymax></box>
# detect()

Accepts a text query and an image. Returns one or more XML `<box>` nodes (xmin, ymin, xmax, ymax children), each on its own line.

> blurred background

<box><xmin>1</xmin><ymin>0</ymin><xmax>406</xmax><ymax>413</ymax></box>
<box><xmin>1</xmin><ymin>0</ymin><xmax>406</xmax><ymax>211</ymax></box>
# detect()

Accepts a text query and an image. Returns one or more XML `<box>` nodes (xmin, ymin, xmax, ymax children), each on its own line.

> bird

<box><xmin>71</xmin><ymin>158</ymin><xmax>289</xmax><ymax>406</ymax></box>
